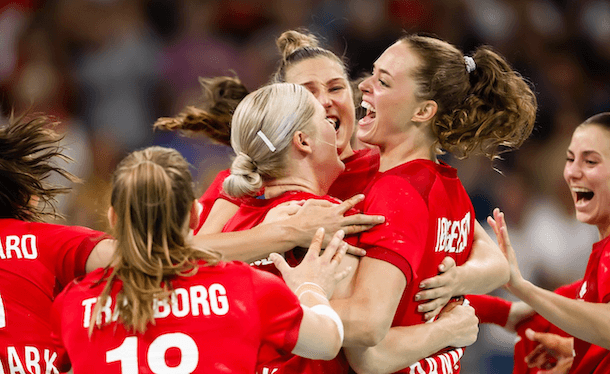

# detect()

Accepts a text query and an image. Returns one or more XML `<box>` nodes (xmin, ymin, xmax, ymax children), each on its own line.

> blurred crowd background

<box><xmin>1</xmin><ymin>0</ymin><xmax>609</xmax><ymax>372</ymax></box>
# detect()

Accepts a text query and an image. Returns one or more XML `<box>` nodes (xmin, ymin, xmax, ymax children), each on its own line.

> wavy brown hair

<box><xmin>90</xmin><ymin>146</ymin><xmax>221</xmax><ymax>334</ymax></box>
<box><xmin>399</xmin><ymin>34</ymin><xmax>538</xmax><ymax>160</ymax></box>
<box><xmin>0</xmin><ymin>112</ymin><xmax>78</xmax><ymax>221</ymax></box>
<box><xmin>154</xmin><ymin>76</ymin><xmax>250</xmax><ymax>146</ymax></box>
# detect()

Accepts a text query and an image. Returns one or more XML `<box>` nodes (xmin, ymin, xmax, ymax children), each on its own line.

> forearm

<box><xmin>510</xmin><ymin>280</ymin><xmax>610</xmax><ymax>349</ymax></box>
<box><xmin>193</xmin><ymin>223</ymin><xmax>297</xmax><ymax>263</ymax></box>
<box><xmin>454</xmin><ymin>221</ymin><xmax>509</xmax><ymax>295</ymax></box>
<box><xmin>345</xmin><ymin>322</ymin><xmax>454</xmax><ymax>374</ymax></box>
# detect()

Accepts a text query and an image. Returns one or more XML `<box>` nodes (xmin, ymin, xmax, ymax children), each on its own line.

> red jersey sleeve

<box><xmin>467</xmin><ymin>294</ymin><xmax>512</xmax><ymax>326</ymax></box>
<box><xmin>196</xmin><ymin>170</ymin><xmax>243</xmax><ymax>232</ymax></box>
<box><xmin>45</xmin><ymin>225</ymin><xmax>111</xmax><ymax>287</ymax></box>
<box><xmin>250</xmin><ymin>268</ymin><xmax>303</xmax><ymax>354</ymax></box>
<box><xmin>358</xmin><ymin>175</ymin><xmax>428</xmax><ymax>283</ymax></box>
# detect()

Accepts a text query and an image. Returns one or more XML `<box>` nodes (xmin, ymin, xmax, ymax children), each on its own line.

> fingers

<box><xmin>334</xmin><ymin>266</ymin><xmax>353</xmax><ymax>282</ymax></box>
<box><xmin>269</xmin><ymin>253</ymin><xmax>291</xmax><ymax>276</ymax></box>
<box><xmin>341</xmin><ymin>213</ymin><xmax>385</xmax><ymax>227</ymax></box>
<box><xmin>346</xmin><ymin>244</ymin><xmax>366</xmax><ymax>257</ymax></box>
<box><xmin>438</xmin><ymin>256</ymin><xmax>456</xmax><ymax>273</ymax></box>
<box><xmin>341</xmin><ymin>224</ymin><xmax>378</xmax><ymax>236</ymax></box>
<box><xmin>336</xmin><ymin>194</ymin><xmax>365</xmax><ymax>214</ymax></box>
<box><xmin>304</xmin><ymin>228</ymin><xmax>325</xmax><ymax>260</ymax></box>
<box><xmin>320</xmin><ymin>230</ymin><xmax>346</xmax><ymax>262</ymax></box>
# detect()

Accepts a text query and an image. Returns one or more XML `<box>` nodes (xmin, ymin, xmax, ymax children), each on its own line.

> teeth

<box><xmin>572</xmin><ymin>187</ymin><xmax>592</xmax><ymax>193</ymax></box>
<box><xmin>361</xmin><ymin>101</ymin><xmax>376</xmax><ymax>112</ymax></box>
<box><xmin>326</xmin><ymin>117</ymin><xmax>337</xmax><ymax>125</ymax></box>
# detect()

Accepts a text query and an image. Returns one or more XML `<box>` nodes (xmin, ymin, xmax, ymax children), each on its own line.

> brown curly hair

<box><xmin>154</xmin><ymin>76</ymin><xmax>250</xmax><ymax>146</ymax></box>
<box><xmin>400</xmin><ymin>34</ymin><xmax>538</xmax><ymax>160</ymax></box>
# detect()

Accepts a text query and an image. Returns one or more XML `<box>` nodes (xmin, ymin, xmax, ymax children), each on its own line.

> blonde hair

<box><xmin>223</xmin><ymin>83</ymin><xmax>317</xmax><ymax>198</ymax></box>
<box><xmin>90</xmin><ymin>146</ymin><xmax>221</xmax><ymax>334</ymax></box>
<box><xmin>400</xmin><ymin>34</ymin><xmax>537</xmax><ymax>160</ymax></box>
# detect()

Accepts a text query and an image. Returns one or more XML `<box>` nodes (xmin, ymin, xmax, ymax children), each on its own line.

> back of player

<box><xmin>53</xmin><ymin>261</ymin><xmax>304</xmax><ymax>373</ymax></box>
<box><xmin>0</xmin><ymin>114</ymin><xmax>112</xmax><ymax>374</ymax></box>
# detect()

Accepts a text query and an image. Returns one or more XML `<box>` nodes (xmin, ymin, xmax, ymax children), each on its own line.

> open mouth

<box><xmin>327</xmin><ymin>116</ymin><xmax>340</xmax><ymax>131</ymax></box>
<box><xmin>573</xmin><ymin>187</ymin><xmax>594</xmax><ymax>203</ymax></box>
<box><xmin>361</xmin><ymin>101</ymin><xmax>377</xmax><ymax>120</ymax></box>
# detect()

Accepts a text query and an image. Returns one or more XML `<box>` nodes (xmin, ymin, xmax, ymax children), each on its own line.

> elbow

<box><xmin>349</xmin><ymin>317</ymin><xmax>389</xmax><ymax>347</ymax></box>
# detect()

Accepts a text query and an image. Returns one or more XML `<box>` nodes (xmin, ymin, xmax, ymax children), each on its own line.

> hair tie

<box><xmin>257</xmin><ymin>130</ymin><xmax>276</xmax><ymax>152</ymax></box>
<box><xmin>464</xmin><ymin>56</ymin><xmax>476</xmax><ymax>74</ymax></box>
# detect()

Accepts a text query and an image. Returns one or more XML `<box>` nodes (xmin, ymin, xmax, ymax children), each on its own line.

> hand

<box><xmin>416</xmin><ymin>257</ymin><xmax>458</xmax><ymax>320</ymax></box>
<box><xmin>524</xmin><ymin>329</ymin><xmax>574</xmax><ymax>374</ymax></box>
<box><xmin>262</xmin><ymin>200</ymin><xmax>305</xmax><ymax>224</ymax></box>
<box><xmin>504</xmin><ymin>301</ymin><xmax>536</xmax><ymax>332</ymax></box>
<box><xmin>287</xmin><ymin>194</ymin><xmax>385</xmax><ymax>256</ymax></box>
<box><xmin>487</xmin><ymin>208</ymin><xmax>525</xmax><ymax>292</ymax></box>
<box><xmin>270</xmin><ymin>228</ymin><xmax>352</xmax><ymax>299</ymax></box>
<box><xmin>436</xmin><ymin>299</ymin><xmax>479</xmax><ymax>348</ymax></box>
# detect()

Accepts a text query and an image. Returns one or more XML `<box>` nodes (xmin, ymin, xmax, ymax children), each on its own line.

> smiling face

<box><xmin>564</xmin><ymin>124</ymin><xmax>610</xmax><ymax>236</ymax></box>
<box><xmin>308</xmin><ymin>96</ymin><xmax>345</xmax><ymax>190</ymax></box>
<box><xmin>284</xmin><ymin>56</ymin><xmax>355</xmax><ymax>159</ymax></box>
<box><xmin>357</xmin><ymin>41</ymin><xmax>424</xmax><ymax>150</ymax></box>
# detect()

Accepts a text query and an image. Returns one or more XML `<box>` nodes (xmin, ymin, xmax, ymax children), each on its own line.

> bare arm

<box><xmin>193</xmin><ymin>195</ymin><xmax>384</xmax><ymax>263</ymax></box>
<box><xmin>85</xmin><ymin>239</ymin><xmax>115</xmax><ymax>273</ymax></box>
<box><xmin>490</xmin><ymin>208</ymin><xmax>610</xmax><ymax>349</ymax></box>
<box><xmin>414</xmin><ymin>220</ymin><xmax>510</xmax><ymax>320</ymax></box>
<box><xmin>330</xmin><ymin>257</ymin><xmax>406</xmax><ymax>347</ymax></box>
<box><xmin>197</xmin><ymin>199</ymin><xmax>239</xmax><ymax>235</ymax></box>
<box><xmin>345</xmin><ymin>302</ymin><xmax>479</xmax><ymax>374</ymax></box>
<box><xmin>272</xmin><ymin>229</ymin><xmax>351</xmax><ymax>360</ymax></box>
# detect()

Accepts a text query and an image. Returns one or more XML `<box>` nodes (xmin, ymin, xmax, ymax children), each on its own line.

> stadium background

<box><xmin>1</xmin><ymin>0</ymin><xmax>609</xmax><ymax>372</ymax></box>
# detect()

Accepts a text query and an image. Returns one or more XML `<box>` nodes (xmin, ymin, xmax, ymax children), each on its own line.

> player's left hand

<box><xmin>415</xmin><ymin>257</ymin><xmax>459</xmax><ymax>320</ymax></box>
<box><xmin>270</xmin><ymin>228</ymin><xmax>352</xmax><ymax>299</ymax></box>
<box><xmin>524</xmin><ymin>328</ymin><xmax>574</xmax><ymax>374</ymax></box>
<box><xmin>487</xmin><ymin>208</ymin><xmax>526</xmax><ymax>292</ymax></box>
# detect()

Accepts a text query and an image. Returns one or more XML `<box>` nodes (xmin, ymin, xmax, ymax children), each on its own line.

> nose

<box><xmin>316</xmin><ymin>91</ymin><xmax>332</xmax><ymax>109</ymax></box>
<box><xmin>564</xmin><ymin>160</ymin><xmax>583</xmax><ymax>181</ymax></box>
<box><xmin>358</xmin><ymin>75</ymin><xmax>372</xmax><ymax>94</ymax></box>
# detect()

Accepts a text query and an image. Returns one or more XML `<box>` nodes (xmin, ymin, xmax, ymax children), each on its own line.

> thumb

<box><xmin>269</xmin><ymin>253</ymin><xmax>291</xmax><ymax>275</ymax></box>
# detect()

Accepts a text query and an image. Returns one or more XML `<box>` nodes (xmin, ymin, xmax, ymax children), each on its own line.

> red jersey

<box><xmin>0</xmin><ymin>218</ymin><xmax>109</xmax><ymax>374</ymax></box>
<box><xmin>359</xmin><ymin>160</ymin><xmax>475</xmax><ymax>374</ymax></box>
<box><xmin>468</xmin><ymin>281</ymin><xmax>581</xmax><ymax>374</ymax></box>
<box><xmin>195</xmin><ymin>169</ymin><xmax>245</xmax><ymax>234</ymax></box>
<box><xmin>222</xmin><ymin>191</ymin><xmax>357</xmax><ymax>374</ymax></box>
<box><xmin>568</xmin><ymin>235</ymin><xmax>610</xmax><ymax>374</ymax></box>
<box><xmin>328</xmin><ymin>148</ymin><xmax>380</xmax><ymax>202</ymax></box>
<box><xmin>51</xmin><ymin>261</ymin><xmax>304</xmax><ymax>374</ymax></box>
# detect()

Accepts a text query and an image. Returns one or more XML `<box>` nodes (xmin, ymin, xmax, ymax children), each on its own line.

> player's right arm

<box><xmin>193</xmin><ymin>195</ymin><xmax>383</xmax><ymax>263</ymax></box>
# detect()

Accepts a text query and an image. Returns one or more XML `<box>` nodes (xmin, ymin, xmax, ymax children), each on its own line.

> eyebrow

<box><xmin>567</xmin><ymin>149</ymin><xmax>602</xmax><ymax>157</ymax></box>
<box><xmin>373</xmin><ymin>64</ymin><xmax>393</xmax><ymax>78</ymax></box>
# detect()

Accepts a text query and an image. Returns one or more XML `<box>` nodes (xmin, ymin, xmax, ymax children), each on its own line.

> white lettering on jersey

<box><xmin>0</xmin><ymin>235</ymin><xmax>38</xmax><ymax>260</ymax></box>
<box><xmin>407</xmin><ymin>348</ymin><xmax>464</xmax><ymax>374</ymax></box>
<box><xmin>259</xmin><ymin>367</ymin><xmax>279</xmax><ymax>374</ymax></box>
<box><xmin>578</xmin><ymin>281</ymin><xmax>588</xmax><ymax>299</ymax></box>
<box><xmin>0</xmin><ymin>347</ymin><xmax>58</xmax><ymax>374</ymax></box>
<box><xmin>434</xmin><ymin>212</ymin><xmax>471</xmax><ymax>253</ymax></box>
<box><xmin>250</xmin><ymin>257</ymin><xmax>274</xmax><ymax>267</ymax></box>
<box><xmin>82</xmin><ymin>284</ymin><xmax>229</xmax><ymax>328</ymax></box>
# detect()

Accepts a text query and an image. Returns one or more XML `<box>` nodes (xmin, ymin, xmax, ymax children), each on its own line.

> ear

<box><xmin>412</xmin><ymin>100</ymin><xmax>438</xmax><ymax>123</ymax></box>
<box><xmin>107</xmin><ymin>206</ymin><xmax>117</xmax><ymax>229</ymax></box>
<box><xmin>292</xmin><ymin>131</ymin><xmax>313</xmax><ymax>155</ymax></box>
<box><xmin>189</xmin><ymin>200</ymin><xmax>201</xmax><ymax>231</ymax></box>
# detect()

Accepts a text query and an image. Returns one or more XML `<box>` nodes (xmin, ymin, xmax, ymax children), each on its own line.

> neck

<box><xmin>378</xmin><ymin>127</ymin><xmax>437</xmax><ymax>172</ymax></box>
<box><xmin>264</xmin><ymin>178</ymin><xmax>322</xmax><ymax>199</ymax></box>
